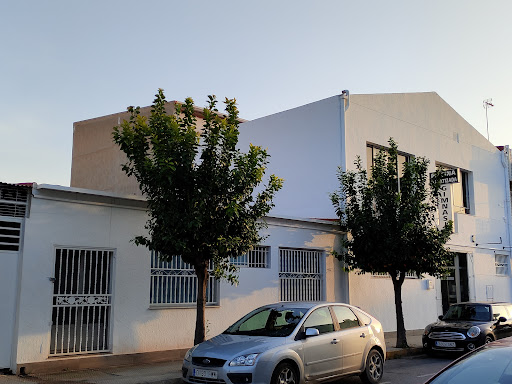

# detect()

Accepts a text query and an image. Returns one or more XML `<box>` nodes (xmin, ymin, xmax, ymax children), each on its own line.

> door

<box><xmin>331</xmin><ymin>305</ymin><xmax>368</xmax><ymax>374</ymax></box>
<box><xmin>302</xmin><ymin>307</ymin><xmax>342</xmax><ymax>380</ymax></box>
<box><xmin>50</xmin><ymin>248</ymin><xmax>113</xmax><ymax>356</ymax></box>
<box><xmin>441</xmin><ymin>253</ymin><xmax>469</xmax><ymax>314</ymax></box>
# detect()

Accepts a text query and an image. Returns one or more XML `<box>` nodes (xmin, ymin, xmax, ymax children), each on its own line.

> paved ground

<box><xmin>0</xmin><ymin>332</ymin><xmax>428</xmax><ymax>384</ymax></box>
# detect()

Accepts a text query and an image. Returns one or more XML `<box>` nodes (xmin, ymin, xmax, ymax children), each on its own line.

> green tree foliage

<box><xmin>113</xmin><ymin>89</ymin><xmax>283</xmax><ymax>345</ymax></box>
<box><xmin>330</xmin><ymin>139</ymin><xmax>453</xmax><ymax>348</ymax></box>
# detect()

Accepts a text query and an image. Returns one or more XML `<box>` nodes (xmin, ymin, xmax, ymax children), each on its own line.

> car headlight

<box><xmin>467</xmin><ymin>326</ymin><xmax>481</xmax><ymax>338</ymax></box>
<box><xmin>423</xmin><ymin>325</ymin><xmax>431</xmax><ymax>336</ymax></box>
<box><xmin>184</xmin><ymin>346</ymin><xmax>197</xmax><ymax>362</ymax></box>
<box><xmin>229</xmin><ymin>353</ymin><xmax>259</xmax><ymax>366</ymax></box>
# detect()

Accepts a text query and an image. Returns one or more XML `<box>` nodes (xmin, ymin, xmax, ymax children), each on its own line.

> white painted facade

<box><xmin>3</xmin><ymin>184</ymin><xmax>345</xmax><ymax>372</ymax></box>
<box><xmin>238</xmin><ymin>92</ymin><xmax>512</xmax><ymax>332</ymax></box>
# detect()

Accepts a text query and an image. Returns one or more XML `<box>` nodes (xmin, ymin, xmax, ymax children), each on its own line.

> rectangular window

<box><xmin>230</xmin><ymin>246</ymin><xmax>269</xmax><ymax>268</ymax></box>
<box><xmin>0</xmin><ymin>220</ymin><xmax>21</xmax><ymax>251</ymax></box>
<box><xmin>150</xmin><ymin>252</ymin><xmax>219</xmax><ymax>307</ymax></box>
<box><xmin>436</xmin><ymin>165</ymin><xmax>472</xmax><ymax>215</ymax></box>
<box><xmin>496</xmin><ymin>254</ymin><xmax>509</xmax><ymax>276</ymax></box>
<box><xmin>366</xmin><ymin>144</ymin><xmax>412</xmax><ymax>181</ymax></box>
<box><xmin>371</xmin><ymin>271</ymin><xmax>417</xmax><ymax>279</ymax></box>
<box><xmin>0</xmin><ymin>184</ymin><xmax>29</xmax><ymax>218</ymax></box>
<box><xmin>279</xmin><ymin>248</ymin><xmax>324</xmax><ymax>302</ymax></box>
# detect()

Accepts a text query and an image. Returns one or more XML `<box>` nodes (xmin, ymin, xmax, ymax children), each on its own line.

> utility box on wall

<box><xmin>424</xmin><ymin>279</ymin><xmax>434</xmax><ymax>290</ymax></box>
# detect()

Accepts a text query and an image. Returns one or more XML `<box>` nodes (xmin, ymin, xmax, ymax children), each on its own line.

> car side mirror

<box><xmin>305</xmin><ymin>328</ymin><xmax>320</xmax><ymax>337</ymax></box>
<box><xmin>499</xmin><ymin>316</ymin><xmax>507</xmax><ymax>323</ymax></box>
<box><xmin>438</xmin><ymin>315</ymin><xmax>444</xmax><ymax>320</ymax></box>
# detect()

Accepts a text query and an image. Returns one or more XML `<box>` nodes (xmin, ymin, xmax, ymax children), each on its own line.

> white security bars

<box><xmin>50</xmin><ymin>248</ymin><xmax>113</xmax><ymax>356</ymax></box>
<box><xmin>230</xmin><ymin>246</ymin><xmax>269</xmax><ymax>268</ymax></box>
<box><xmin>279</xmin><ymin>248</ymin><xmax>324</xmax><ymax>302</ymax></box>
<box><xmin>150</xmin><ymin>252</ymin><xmax>219</xmax><ymax>307</ymax></box>
<box><xmin>496</xmin><ymin>254</ymin><xmax>509</xmax><ymax>276</ymax></box>
<box><xmin>0</xmin><ymin>220</ymin><xmax>21</xmax><ymax>251</ymax></box>
<box><xmin>0</xmin><ymin>183</ymin><xmax>29</xmax><ymax>218</ymax></box>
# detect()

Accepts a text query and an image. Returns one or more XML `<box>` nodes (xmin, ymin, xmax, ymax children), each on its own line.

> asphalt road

<box><xmin>336</xmin><ymin>355</ymin><xmax>455</xmax><ymax>384</ymax></box>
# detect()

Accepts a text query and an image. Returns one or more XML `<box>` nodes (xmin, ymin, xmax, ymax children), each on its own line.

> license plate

<box><xmin>193</xmin><ymin>369</ymin><xmax>218</xmax><ymax>379</ymax></box>
<box><xmin>435</xmin><ymin>341</ymin><xmax>456</xmax><ymax>348</ymax></box>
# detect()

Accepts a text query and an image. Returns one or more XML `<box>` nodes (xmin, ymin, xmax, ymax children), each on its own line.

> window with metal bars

<box><xmin>230</xmin><ymin>246</ymin><xmax>269</xmax><ymax>268</ymax></box>
<box><xmin>279</xmin><ymin>248</ymin><xmax>324</xmax><ymax>302</ymax></box>
<box><xmin>150</xmin><ymin>252</ymin><xmax>219</xmax><ymax>307</ymax></box>
<box><xmin>496</xmin><ymin>254</ymin><xmax>509</xmax><ymax>276</ymax></box>
<box><xmin>0</xmin><ymin>184</ymin><xmax>29</xmax><ymax>218</ymax></box>
<box><xmin>0</xmin><ymin>220</ymin><xmax>21</xmax><ymax>251</ymax></box>
<box><xmin>371</xmin><ymin>271</ymin><xmax>418</xmax><ymax>278</ymax></box>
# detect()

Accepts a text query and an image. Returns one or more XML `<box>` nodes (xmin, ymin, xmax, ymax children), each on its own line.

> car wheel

<box><xmin>360</xmin><ymin>349</ymin><xmax>384</xmax><ymax>384</ymax></box>
<box><xmin>485</xmin><ymin>335</ymin><xmax>494</xmax><ymax>344</ymax></box>
<box><xmin>271</xmin><ymin>362</ymin><xmax>298</xmax><ymax>384</ymax></box>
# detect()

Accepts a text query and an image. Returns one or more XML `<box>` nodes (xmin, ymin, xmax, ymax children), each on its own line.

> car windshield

<box><xmin>223</xmin><ymin>307</ymin><xmax>308</xmax><ymax>337</ymax></box>
<box><xmin>429</xmin><ymin>345</ymin><xmax>512</xmax><ymax>384</ymax></box>
<box><xmin>442</xmin><ymin>304</ymin><xmax>491</xmax><ymax>322</ymax></box>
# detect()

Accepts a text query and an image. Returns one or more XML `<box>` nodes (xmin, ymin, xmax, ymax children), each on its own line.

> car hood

<box><xmin>431</xmin><ymin>320</ymin><xmax>486</xmax><ymax>330</ymax></box>
<box><xmin>192</xmin><ymin>334</ymin><xmax>288</xmax><ymax>359</ymax></box>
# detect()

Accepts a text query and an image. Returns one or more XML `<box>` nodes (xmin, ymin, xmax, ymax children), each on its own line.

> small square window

<box><xmin>496</xmin><ymin>254</ymin><xmax>509</xmax><ymax>276</ymax></box>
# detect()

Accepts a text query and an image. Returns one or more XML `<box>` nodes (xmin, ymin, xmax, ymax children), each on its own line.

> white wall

<box><xmin>14</xmin><ymin>187</ymin><xmax>344</xmax><ymax>365</ymax></box>
<box><xmin>0</xmin><ymin>251</ymin><xmax>19</xmax><ymax>369</ymax></box>
<box><xmin>238</xmin><ymin>95</ymin><xmax>342</xmax><ymax>219</ymax></box>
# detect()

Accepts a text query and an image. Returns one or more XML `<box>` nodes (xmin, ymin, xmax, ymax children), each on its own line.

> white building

<box><xmin>0</xmin><ymin>183</ymin><xmax>344</xmax><ymax>374</ymax></box>
<box><xmin>2</xmin><ymin>91</ymin><xmax>511</xmax><ymax>374</ymax></box>
<box><xmin>238</xmin><ymin>91</ymin><xmax>512</xmax><ymax>332</ymax></box>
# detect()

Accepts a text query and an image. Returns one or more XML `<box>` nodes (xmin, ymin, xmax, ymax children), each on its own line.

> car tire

<box><xmin>360</xmin><ymin>349</ymin><xmax>384</xmax><ymax>384</ymax></box>
<box><xmin>485</xmin><ymin>335</ymin><xmax>494</xmax><ymax>344</ymax></box>
<box><xmin>271</xmin><ymin>362</ymin><xmax>299</xmax><ymax>384</ymax></box>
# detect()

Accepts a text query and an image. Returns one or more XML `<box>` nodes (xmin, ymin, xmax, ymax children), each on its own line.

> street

<box><xmin>336</xmin><ymin>355</ymin><xmax>455</xmax><ymax>384</ymax></box>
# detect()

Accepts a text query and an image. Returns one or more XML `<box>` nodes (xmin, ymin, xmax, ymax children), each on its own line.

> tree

<box><xmin>330</xmin><ymin>138</ymin><xmax>453</xmax><ymax>348</ymax></box>
<box><xmin>113</xmin><ymin>89</ymin><xmax>283</xmax><ymax>345</ymax></box>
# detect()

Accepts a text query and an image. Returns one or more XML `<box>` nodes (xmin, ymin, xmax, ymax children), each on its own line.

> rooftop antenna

<box><xmin>483</xmin><ymin>98</ymin><xmax>494</xmax><ymax>141</ymax></box>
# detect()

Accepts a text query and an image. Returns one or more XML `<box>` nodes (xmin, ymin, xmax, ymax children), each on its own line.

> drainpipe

<box><xmin>339</xmin><ymin>90</ymin><xmax>350</xmax><ymax>303</ymax></box>
<box><xmin>501</xmin><ymin>146</ymin><xmax>512</xmax><ymax>256</ymax></box>
<box><xmin>340</xmin><ymin>90</ymin><xmax>350</xmax><ymax>173</ymax></box>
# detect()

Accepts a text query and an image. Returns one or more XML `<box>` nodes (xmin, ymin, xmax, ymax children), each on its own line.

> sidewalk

<box><xmin>0</xmin><ymin>331</ymin><xmax>424</xmax><ymax>384</ymax></box>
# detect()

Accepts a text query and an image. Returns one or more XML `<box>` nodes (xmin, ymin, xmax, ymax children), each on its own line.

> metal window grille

<box><xmin>150</xmin><ymin>252</ymin><xmax>219</xmax><ymax>307</ymax></box>
<box><xmin>230</xmin><ymin>246</ymin><xmax>269</xmax><ymax>268</ymax></box>
<box><xmin>50</xmin><ymin>248</ymin><xmax>113</xmax><ymax>356</ymax></box>
<box><xmin>279</xmin><ymin>248</ymin><xmax>324</xmax><ymax>302</ymax></box>
<box><xmin>0</xmin><ymin>220</ymin><xmax>21</xmax><ymax>251</ymax></box>
<box><xmin>371</xmin><ymin>271</ymin><xmax>418</xmax><ymax>278</ymax></box>
<box><xmin>0</xmin><ymin>184</ymin><xmax>29</xmax><ymax>218</ymax></box>
<box><xmin>496</xmin><ymin>254</ymin><xmax>509</xmax><ymax>276</ymax></box>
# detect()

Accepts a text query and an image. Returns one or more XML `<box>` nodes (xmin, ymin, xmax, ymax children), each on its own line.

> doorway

<box><xmin>441</xmin><ymin>253</ymin><xmax>469</xmax><ymax>314</ymax></box>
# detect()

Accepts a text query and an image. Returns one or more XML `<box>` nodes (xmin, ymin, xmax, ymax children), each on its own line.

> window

<box><xmin>436</xmin><ymin>165</ymin><xmax>472</xmax><ymax>215</ymax></box>
<box><xmin>279</xmin><ymin>248</ymin><xmax>324</xmax><ymax>302</ymax></box>
<box><xmin>371</xmin><ymin>271</ymin><xmax>417</xmax><ymax>279</ymax></box>
<box><xmin>332</xmin><ymin>306</ymin><xmax>360</xmax><ymax>330</ymax></box>
<box><xmin>366</xmin><ymin>144</ymin><xmax>411</xmax><ymax>179</ymax></box>
<box><xmin>150</xmin><ymin>252</ymin><xmax>219</xmax><ymax>307</ymax></box>
<box><xmin>0</xmin><ymin>220</ymin><xmax>21</xmax><ymax>251</ymax></box>
<box><xmin>496</xmin><ymin>254</ymin><xmax>509</xmax><ymax>276</ymax></box>
<box><xmin>303</xmin><ymin>307</ymin><xmax>335</xmax><ymax>334</ymax></box>
<box><xmin>0</xmin><ymin>183</ymin><xmax>29</xmax><ymax>218</ymax></box>
<box><xmin>230</xmin><ymin>246</ymin><xmax>269</xmax><ymax>268</ymax></box>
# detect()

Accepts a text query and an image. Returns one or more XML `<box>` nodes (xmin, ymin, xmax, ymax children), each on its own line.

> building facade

<box><xmin>1</xmin><ymin>183</ymin><xmax>344</xmax><ymax>374</ymax></box>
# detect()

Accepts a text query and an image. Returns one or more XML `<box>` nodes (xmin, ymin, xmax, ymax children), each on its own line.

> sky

<box><xmin>1</xmin><ymin>0</ymin><xmax>511</xmax><ymax>186</ymax></box>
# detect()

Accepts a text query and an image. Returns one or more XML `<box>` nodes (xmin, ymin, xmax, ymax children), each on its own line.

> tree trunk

<box><xmin>391</xmin><ymin>272</ymin><xmax>408</xmax><ymax>348</ymax></box>
<box><xmin>194</xmin><ymin>262</ymin><xmax>209</xmax><ymax>345</ymax></box>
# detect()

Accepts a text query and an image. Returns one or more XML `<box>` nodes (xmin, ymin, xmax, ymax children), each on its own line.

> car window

<box><xmin>352</xmin><ymin>308</ymin><xmax>372</xmax><ymax>326</ymax></box>
<box><xmin>303</xmin><ymin>307</ymin><xmax>335</xmax><ymax>334</ymax></box>
<box><xmin>492</xmin><ymin>305</ymin><xmax>509</xmax><ymax>321</ymax></box>
<box><xmin>224</xmin><ymin>307</ymin><xmax>307</xmax><ymax>337</ymax></box>
<box><xmin>332</xmin><ymin>306</ymin><xmax>361</xmax><ymax>330</ymax></box>
<box><xmin>443</xmin><ymin>304</ymin><xmax>491</xmax><ymax>321</ymax></box>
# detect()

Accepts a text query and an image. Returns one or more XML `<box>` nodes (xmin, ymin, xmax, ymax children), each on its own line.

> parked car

<box><xmin>424</xmin><ymin>336</ymin><xmax>512</xmax><ymax>383</ymax></box>
<box><xmin>182</xmin><ymin>302</ymin><xmax>386</xmax><ymax>384</ymax></box>
<box><xmin>422</xmin><ymin>302</ymin><xmax>512</xmax><ymax>355</ymax></box>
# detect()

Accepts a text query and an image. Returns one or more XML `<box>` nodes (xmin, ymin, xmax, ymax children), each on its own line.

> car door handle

<box><xmin>360</xmin><ymin>333</ymin><xmax>366</xmax><ymax>338</ymax></box>
<box><xmin>331</xmin><ymin>339</ymin><xmax>339</xmax><ymax>344</ymax></box>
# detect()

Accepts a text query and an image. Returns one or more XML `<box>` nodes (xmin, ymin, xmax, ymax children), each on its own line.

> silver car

<box><xmin>182</xmin><ymin>302</ymin><xmax>386</xmax><ymax>384</ymax></box>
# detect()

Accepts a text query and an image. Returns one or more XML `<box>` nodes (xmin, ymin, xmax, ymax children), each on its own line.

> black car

<box><xmin>424</xmin><ymin>336</ymin><xmax>512</xmax><ymax>384</ymax></box>
<box><xmin>422</xmin><ymin>302</ymin><xmax>512</xmax><ymax>354</ymax></box>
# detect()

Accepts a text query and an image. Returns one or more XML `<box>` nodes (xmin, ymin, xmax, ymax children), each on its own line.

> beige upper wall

<box><xmin>71</xmin><ymin>102</ymin><xmax>209</xmax><ymax>195</ymax></box>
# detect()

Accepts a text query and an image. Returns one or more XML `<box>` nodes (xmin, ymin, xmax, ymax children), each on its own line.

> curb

<box><xmin>386</xmin><ymin>347</ymin><xmax>424</xmax><ymax>360</ymax></box>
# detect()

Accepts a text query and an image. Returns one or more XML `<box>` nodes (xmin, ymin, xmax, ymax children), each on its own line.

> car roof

<box><xmin>450</xmin><ymin>302</ymin><xmax>512</xmax><ymax>306</ymax></box>
<box><xmin>260</xmin><ymin>302</ymin><xmax>352</xmax><ymax>310</ymax></box>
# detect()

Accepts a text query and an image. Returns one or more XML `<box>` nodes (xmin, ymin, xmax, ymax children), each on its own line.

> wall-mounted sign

<box><xmin>430</xmin><ymin>169</ymin><xmax>458</xmax><ymax>185</ymax></box>
<box><xmin>438</xmin><ymin>184</ymin><xmax>453</xmax><ymax>229</ymax></box>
